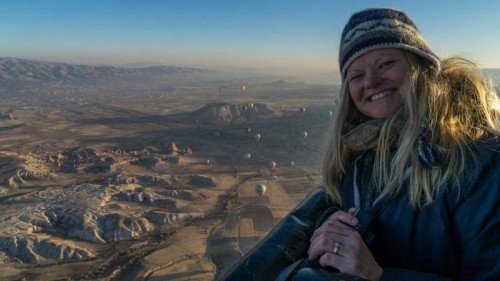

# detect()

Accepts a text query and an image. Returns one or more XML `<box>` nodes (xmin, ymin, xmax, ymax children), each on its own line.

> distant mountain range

<box><xmin>0</xmin><ymin>57</ymin><xmax>210</xmax><ymax>84</ymax></box>
<box><xmin>1</xmin><ymin>57</ymin><xmax>498</xmax><ymax>88</ymax></box>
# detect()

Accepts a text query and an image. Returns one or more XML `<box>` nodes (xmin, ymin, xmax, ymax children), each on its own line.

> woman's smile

<box><xmin>369</xmin><ymin>89</ymin><xmax>394</xmax><ymax>101</ymax></box>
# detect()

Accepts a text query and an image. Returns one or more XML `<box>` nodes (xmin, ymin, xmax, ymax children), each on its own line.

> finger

<box><xmin>326</xmin><ymin>209</ymin><xmax>358</xmax><ymax>228</ymax></box>
<box><xmin>307</xmin><ymin>243</ymin><xmax>326</xmax><ymax>259</ymax></box>
<box><xmin>309</xmin><ymin>226</ymin><xmax>359</xmax><ymax>260</ymax></box>
<box><xmin>310</xmin><ymin>210</ymin><xmax>358</xmax><ymax>241</ymax></box>
<box><xmin>319</xmin><ymin>251</ymin><xmax>348</xmax><ymax>269</ymax></box>
<box><xmin>311</xmin><ymin>219</ymin><xmax>358</xmax><ymax>242</ymax></box>
<box><xmin>319</xmin><ymin>238</ymin><xmax>380</xmax><ymax>278</ymax></box>
<box><xmin>308</xmin><ymin>232</ymin><xmax>337</xmax><ymax>259</ymax></box>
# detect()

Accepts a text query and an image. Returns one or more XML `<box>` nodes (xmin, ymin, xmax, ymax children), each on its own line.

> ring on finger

<box><xmin>333</xmin><ymin>242</ymin><xmax>340</xmax><ymax>255</ymax></box>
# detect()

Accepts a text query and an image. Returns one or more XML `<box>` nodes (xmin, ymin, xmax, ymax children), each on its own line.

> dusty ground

<box><xmin>0</xmin><ymin>82</ymin><xmax>338</xmax><ymax>280</ymax></box>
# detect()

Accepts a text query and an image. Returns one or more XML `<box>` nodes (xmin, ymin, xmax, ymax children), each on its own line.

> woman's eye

<box><xmin>380</xmin><ymin>60</ymin><xmax>396</xmax><ymax>68</ymax></box>
<box><xmin>348</xmin><ymin>74</ymin><xmax>362</xmax><ymax>82</ymax></box>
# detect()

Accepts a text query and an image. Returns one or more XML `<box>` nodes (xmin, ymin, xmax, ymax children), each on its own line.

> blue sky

<box><xmin>1</xmin><ymin>0</ymin><xmax>499</xmax><ymax>78</ymax></box>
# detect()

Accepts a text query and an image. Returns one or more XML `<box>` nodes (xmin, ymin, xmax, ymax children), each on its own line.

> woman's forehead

<box><xmin>349</xmin><ymin>48</ymin><xmax>405</xmax><ymax>69</ymax></box>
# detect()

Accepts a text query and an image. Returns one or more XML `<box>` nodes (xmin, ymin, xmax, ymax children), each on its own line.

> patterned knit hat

<box><xmin>339</xmin><ymin>8</ymin><xmax>441</xmax><ymax>79</ymax></box>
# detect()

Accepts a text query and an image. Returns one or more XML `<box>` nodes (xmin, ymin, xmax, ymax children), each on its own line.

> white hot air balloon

<box><xmin>240</xmin><ymin>84</ymin><xmax>246</xmax><ymax>92</ymax></box>
<box><xmin>254</xmin><ymin>133</ymin><xmax>261</xmax><ymax>141</ymax></box>
<box><xmin>255</xmin><ymin>183</ymin><xmax>267</xmax><ymax>197</ymax></box>
<box><xmin>244</xmin><ymin>153</ymin><xmax>251</xmax><ymax>160</ymax></box>
<box><xmin>300</xmin><ymin>107</ymin><xmax>306</xmax><ymax>113</ymax></box>
<box><xmin>269</xmin><ymin>161</ymin><xmax>276</xmax><ymax>169</ymax></box>
<box><xmin>302</xmin><ymin>131</ymin><xmax>308</xmax><ymax>139</ymax></box>
<box><xmin>328</xmin><ymin>111</ymin><xmax>333</xmax><ymax>117</ymax></box>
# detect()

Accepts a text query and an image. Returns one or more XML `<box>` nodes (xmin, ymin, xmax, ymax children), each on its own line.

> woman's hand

<box><xmin>308</xmin><ymin>208</ymin><xmax>383</xmax><ymax>281</ymax></box>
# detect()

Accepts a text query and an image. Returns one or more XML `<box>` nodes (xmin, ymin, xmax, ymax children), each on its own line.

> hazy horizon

<box><xmin>5</xmin><ymin>55</ymin><xmax>500</xmax><ymax>87</ymax></box>
<box><xmin>1</xmin><ymin>0</ymin><xmax>499</xmax><ymax>83</ymax></box>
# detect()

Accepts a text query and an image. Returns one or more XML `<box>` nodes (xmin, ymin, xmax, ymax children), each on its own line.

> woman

<box><xmin>219</xmin><ymin>8</ymin><xmax>500</xmax><ymax>281</ymax></box>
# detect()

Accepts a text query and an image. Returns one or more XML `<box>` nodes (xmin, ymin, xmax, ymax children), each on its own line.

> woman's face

<box><xmin>346</xmin><ymin>48</ymin><xmax>408</xmax><ymax>119</ymax></box>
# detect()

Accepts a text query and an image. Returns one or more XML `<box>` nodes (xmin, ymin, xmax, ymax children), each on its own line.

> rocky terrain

<box><xmin>0</xmin><ymin>59</ymin><xmax>340</xmax><ymax>280</ymax></box>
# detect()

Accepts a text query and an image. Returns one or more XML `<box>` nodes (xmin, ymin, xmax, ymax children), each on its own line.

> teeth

<box><xmin>371</xmin><ymin>90</ymin><xmax>392</xmax><ymax>101</ymax></box>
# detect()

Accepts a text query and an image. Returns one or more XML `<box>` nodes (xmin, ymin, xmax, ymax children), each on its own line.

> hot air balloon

<box><xmin>302</xmin><ymin>131</ymin><xmax>308</xmax><ymax>139</ymax></box>
<box><xmin>248</xmin><ymin>102</ymin><xmax>254</xmax><ymax>109</ymax></box>
<box><xmin>254</xmin><ymin>133</ymin><xmax>261</xmax><ymax>141</ymax></box>
<box><xmin>328</xmin><ymin>111</ymin><xmax>333</xmax><ymax>117</ymax></box>
<box><xmin>244</xmin><ymin>153</ymin><xmax>251</xmax><ymax>160</ymax></box>
<box><xmin>290</xmin><ymin>160</ymin><xmax>296</xmax><ymax>168</ymax></box>
<box><xmin>240</xmin><ymin>84</ymin><xmax>246</xmax><ymax>92</ymax></box>
<box><xmin>255</xmin><ymin>183</ymin><xmax>267</xmax><ymax>196</ymax></box>
<box><xmin>300</xmin><ymin>107</ymin><xmax>306</xmax><ymax>113</ymax></box>
<box><xmin>269</xmin><ymin>161</ymin><xmax>276</xmax><ymax>169</ymax></box>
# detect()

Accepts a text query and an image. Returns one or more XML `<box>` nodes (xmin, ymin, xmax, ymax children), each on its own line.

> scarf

<box><xmin>341</xmin><ymin>115</ymin><xmax>440</xmax><ymax>168</ymax></box>
<box><xmin>341</xmin><ymin>117</ymin><xmax>405</xmax><ymax>151</ymax></box>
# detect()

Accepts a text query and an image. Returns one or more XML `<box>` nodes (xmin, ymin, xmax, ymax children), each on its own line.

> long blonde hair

<box><xmin>322</xmin><ymin>54</ymin><xmax>500</xmax><ymax>207</ymax></box>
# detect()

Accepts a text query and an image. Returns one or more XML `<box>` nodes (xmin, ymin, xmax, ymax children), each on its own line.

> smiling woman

<box><xmin>220</xmin><ymin>7</ymin><xmax>500</xmax><ymax>281</ymax></box>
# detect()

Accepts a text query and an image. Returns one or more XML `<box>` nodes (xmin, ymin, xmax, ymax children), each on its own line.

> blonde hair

<box><xmin>322</xmin><ymin>54</ymin><xmax>500</xmax><ymax>207</ymax></box>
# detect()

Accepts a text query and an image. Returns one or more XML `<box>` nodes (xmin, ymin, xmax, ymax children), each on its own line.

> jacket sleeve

<box><xmin>217</xmin><ymin>187</ymin><xmax>331</xmax><ymax>281</ymax></box>
<box><xmin>452</xmin><ymin>147</ymin><xmax>500</xmax><ymax>280</ymax></box>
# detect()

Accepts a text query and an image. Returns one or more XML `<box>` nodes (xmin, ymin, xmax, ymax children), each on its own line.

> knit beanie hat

<box><xmin>339</xmin><ymin>8</ymin><xmax>441</xmax><ymax>79</ymax></box>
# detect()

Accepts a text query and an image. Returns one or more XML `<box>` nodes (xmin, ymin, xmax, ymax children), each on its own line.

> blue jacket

<box><xmin>218</xmin><ymin>136</ymin><xmax>500</xmax><ymax>281</ymax></box>
<box><xmin>342</xmin><ymin>136</ymin><xmax>500</xmax><ymax>280</ymax></box>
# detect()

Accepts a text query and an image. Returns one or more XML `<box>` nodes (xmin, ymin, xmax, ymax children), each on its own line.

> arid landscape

<box><xmin>0</xmin><ymin>57</ymin><xmax>342</xmax><ymax>281</ymax></box>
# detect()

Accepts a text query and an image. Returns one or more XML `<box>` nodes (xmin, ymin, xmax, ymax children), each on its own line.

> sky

<box><xmin>1</xmin><ymin>0</ymin><xmax>499</xmax><ymax>82</ymax></box>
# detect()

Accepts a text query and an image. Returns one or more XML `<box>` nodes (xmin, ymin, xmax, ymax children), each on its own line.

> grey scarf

<box><xmin>341</xmin><ymin>116</ymin><xmax>441</xmax><ymax>168</ymax></box>
<box><xmin>341</xmin><ymin>117</ymin><xmax>405</xmax><ymax>151</ymax></box>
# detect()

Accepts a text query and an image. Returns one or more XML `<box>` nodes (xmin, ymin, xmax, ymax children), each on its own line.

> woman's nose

<box><xmin>364</xmin><ymin>70</ymin><xmax>381</xmax><ymax>88</ymax></box>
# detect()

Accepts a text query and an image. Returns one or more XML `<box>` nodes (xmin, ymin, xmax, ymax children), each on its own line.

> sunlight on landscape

<box><xmin>0</xmin><ymin>57</ymin><xmax>342</xmax><ymax>280</ymax></box>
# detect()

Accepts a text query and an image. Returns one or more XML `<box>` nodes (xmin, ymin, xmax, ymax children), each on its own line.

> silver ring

<box><xmin>333</xmin><ymin>242</ymin><xmax>340</xmax><ymax>255</ymax></box>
